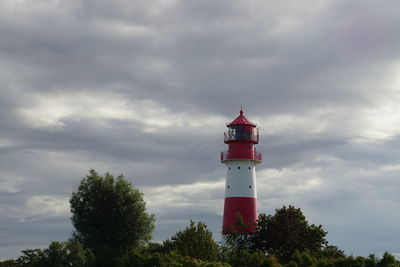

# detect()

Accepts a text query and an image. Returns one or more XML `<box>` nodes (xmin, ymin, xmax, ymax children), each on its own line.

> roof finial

<box><xmin>240</xmin><ymin>105</ymin><xmax>243</xmax><ymax>115</ymax></box>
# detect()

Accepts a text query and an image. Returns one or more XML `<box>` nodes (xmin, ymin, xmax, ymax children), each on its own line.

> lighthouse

<box><xmin>221</xmin><ymin>109</ymin><xmax>262</xmax><ymax>236</ymax></box>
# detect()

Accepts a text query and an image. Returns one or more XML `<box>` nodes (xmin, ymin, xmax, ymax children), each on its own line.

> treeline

<box><xmin>0</xmin><ymin>170</ymin><xmax>398</xmax><ymax>267</ymax></box>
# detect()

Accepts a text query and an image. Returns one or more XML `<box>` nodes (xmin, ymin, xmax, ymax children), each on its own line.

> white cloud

<box><xmin>257</xmin><ymin>110</ymin><xmax>331</xmax><ymax>135</ymax></box>
<box><xmin>0</xmin><ymin>175</ymin><xmax>23</xmax><ymax>194</ymax></box>
<box><xmin>381</xmin><ymin>164</ymin><xmax>400</xmax><ymax>172</ymax></box>
<box><xmin>99</xmin><ymin>21</ymin><xmax>154</xmax><ymax>37</ymax></box>
<box><xmin>0</xmin><ymin>138</ymin><xmax>15</xmax><ymax>148</ymax></box>
<box><xmin>354</xmin><ymin>105</ymin><xmax>400</xmax><ymax>141</ymax></box>
<box><xmin>257</xmin><ymin>165</ymin><xmax>324</xmax><ymax>202</ymax></box>
<box><xmin>0</xmin><ymin>194</ymin><xmax>70</xmax><ymax>224</ymax></box>
<box><xmin>16</xmin><ymin>92</ymin><xmax>228</xmax><ymax>133</ymax></box>
<box><xmin>259</xmin><ymin>97</ymin><xmax>400</xmax><ymax>142</ymax></box>
<box><xmin>143</xmin><ymin>179</ymin><xmax>225</xmax><ymax>215</ymax></box>
<box><xmin>22</xmin><ymin>195</ymin><xmax>69</xmax><ymax>221</ymax></box>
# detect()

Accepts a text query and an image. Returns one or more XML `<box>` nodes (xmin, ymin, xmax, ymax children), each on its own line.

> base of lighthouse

<box><xmin>222</xmin><ymin>197</ymin><xmax>257</xmax><ymax>233</ymax></box>
<box><xmin>222</xmin><ymin>159</ymin><xmax>259</xmax><ymax>234</ymax></box>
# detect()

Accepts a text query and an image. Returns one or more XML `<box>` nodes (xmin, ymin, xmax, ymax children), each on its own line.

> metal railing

<box><xmin>221</xmin><ymin>151</ymin><xmax>228</xmax><ymax>161</ymax></box>
<box><xmin>224</xmin><ymin>129</ymin><xmax>259</xmax><ymax>143</ymax></box>
<box><xmin>220</xmin><ymin>150</ymin><xmax>262</xmax><ymax>162</ymax></box>
<box><xmin>255</xmin><ymin>151</ymin><xmax>262</xmax><ymax>162</ymax></box>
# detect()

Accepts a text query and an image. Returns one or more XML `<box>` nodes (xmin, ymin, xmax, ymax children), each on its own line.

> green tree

<box><xmin>15</xmin><ymin>240</ymin><xmax>92</xmax><ymax>267</ymax></box>
<box><xmin>16</xmin><ymin>249</ymin><xmax>45</xmax><ymax>266</ymax></box>
<box><xmin>224</xmin><ymin>213</ymin><xmax>255</xmax><ymax>251</ymax></box>
<box><xmin>0</xmin><ymin>260</ymin><xmax>19</xmax><ymax>267</ymax></box>
<box><xmin>224</xmin><ymin>249</ymin><xmax>281</xmax><ymax>267</ymax></box>
<box><xmin>165</xmin><ymin>220</ymin><xmax>220</xmax><ymax>262</ymax></box>
<box><xmin>126</xmin><ymin>250</ymin><xmax>230</xmax><ymax>267</ymax></box>
<box><xmin>44</xmin><ymin>241</ymin><xmax>91</xmax><ymax>267</ymax></box>
<box><xmin>378</xmin><ymin>252</ymin><xmax>399</xmax><ymax>267</ymax></box>
<box><xmin>253</xmin><ymin>206</ymin><xmax>328</xmax><ymax>263</ymax></box>
<box><xmin>321</xmin><ymin>245</ymin><xmax>345</xmax><ymax>259</ymax></box>
<box><xmin>70</xmin><ymin>170</ymin><xmax>155</xmax><ymax>255</ymax></box>
<box><xmin>289</xmin><ymin>251</ymin><xmax>317</xmax><ymax>267</ymax></box>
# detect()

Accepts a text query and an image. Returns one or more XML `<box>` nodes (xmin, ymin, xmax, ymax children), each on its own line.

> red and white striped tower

<box><xmin>221</xmin><ymin>109</ymin><xmax>262</xmax><ymax>236</ymax></box>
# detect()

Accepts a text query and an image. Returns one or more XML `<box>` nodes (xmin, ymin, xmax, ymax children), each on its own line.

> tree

<box><xmin>165</xmin><ymin>220</ymin><xmax>220</xmax><ymax>262</ymax></box>
<box><xmin>224</xmin><ymin>213</ymin><xmax>255</xmax><ymax>251</ymax></box>
<box><xmin>252</xmin><ymin>205</ymin><xmax>328</xmax><ymax>263</ymax></box>
<box><xmin>0</xmin><ymin>260</ymin><xmax>19</xmax><ymax>267</ymax></box>
<box><xmin>15</xmin><ymin>241</ymin><xmax>92</xmax><ymax>267</ymax></box>
<box><xmin>43</xmin><ymin>241</ymin><xmax>91</xmax><ymax>267</ymax></box>
<box><xmin>378</xmin><ymin>252</ymin><xmax>399</xmax><ymax>267</ymax></box>
<box><xmin>70</xmin><ymin>170</ymin><xmax>155</xmax><ymax>254</ymax></box>
<box><xmin>16</xmin><ymin>249</ymin><xmax>45</xmax><ymax>266</ymax></box>
<box><xmin>321</xmin><ymin>245</ymin><xmax>345</xmax><ymax>259</ymax></box>
<box><xmin>126</xmin><ymin>250</ymin><xmax>230</xmax><ymax>267</ymax></box>
<box><xmin>224</xmin><ymin>249</ymin><xmax>280</xmax><ymax>267</ymax></box>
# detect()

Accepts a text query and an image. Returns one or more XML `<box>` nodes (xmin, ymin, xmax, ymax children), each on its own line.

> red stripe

<box><xmin>222</xmin><ymin>197</ymin><xmax>257</xmax><ymax>234</ymax></box>
<box><xmin>227</xmin><ymin>142</ymin><xmax>256</xmax><ymax>159</ymax></box>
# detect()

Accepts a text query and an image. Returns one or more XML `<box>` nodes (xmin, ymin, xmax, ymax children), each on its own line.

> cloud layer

<box><xmin>1</xmin><ymin>0</ymin><xmax>400</xmax><ymax>259</ymax></box>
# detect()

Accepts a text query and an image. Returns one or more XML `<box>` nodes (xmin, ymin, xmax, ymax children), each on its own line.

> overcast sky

<box><xmin>1</xmin><ymin>0</ymin><xmax>400</xmax><ymax>260</ymax></box>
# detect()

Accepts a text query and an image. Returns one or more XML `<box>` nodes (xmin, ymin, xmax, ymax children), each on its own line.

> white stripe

<box><xmin>223</xmin><ymin>159</ymin><xmax>257</xmax><ymax>198</ymax></box>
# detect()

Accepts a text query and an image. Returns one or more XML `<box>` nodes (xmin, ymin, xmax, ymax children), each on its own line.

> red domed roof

<box><xmin>227</xmin><ymin>109</ymin><xmax>257</xmax><ymax>127</ymax></box>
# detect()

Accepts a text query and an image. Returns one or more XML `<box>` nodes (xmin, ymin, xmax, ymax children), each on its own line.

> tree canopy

<box><xmin>164</xmin><ymin>220</ymin><xmax>220</xmax><ymax>262</ymax></box>
<box><xmin>252</xmin><ymin>205</ymin><xmax>328</xmax><ymax>262</ymax></box>
<box><xmin>69</xmin><ymin>169</ymin><xmax>155</xmax><ymax>253</ymax></box>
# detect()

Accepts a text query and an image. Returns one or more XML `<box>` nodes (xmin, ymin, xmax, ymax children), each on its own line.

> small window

<box><xmin>249</xmin><ymin>185</ymin><xmax>252</xmax><ymax>188</ymax></box>
<box><xmin>227</xmin><ymin>185</ymin><xmax>230</xmax><ymax>188</ymax></box>
<box><xmin>237</xmin><ymin>166</ymin><xmax>240</xmax><ymax>169</ymax></box>
<box><xmin>248</xmin><ymin>167</ymin><xmax>251</xmax><ymax>170</ymax></box>
<box><xmin>229</xmin><ymin>167</ymin><xmax>231</xmax><ymax>170</ymax></box>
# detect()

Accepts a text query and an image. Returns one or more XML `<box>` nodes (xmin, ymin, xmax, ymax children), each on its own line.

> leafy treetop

<box><xmin>70</xmin><ymin>169</ymin><xmax>155</xmax><ymax>253</ymax></box>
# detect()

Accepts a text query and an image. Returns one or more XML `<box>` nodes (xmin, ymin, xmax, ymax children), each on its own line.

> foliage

<box><xmin>44</xmin><ymin>240</ymin><xmax>91</xmax><ymax>266</ymax></box>
<box><xmin>126</xmin><ymin>250</ymin><xmax>230</xmax><ymax>267</ymax></box>
<box><xmin>284</xmin><ymin>251</ymin><xmax>400</xmax><ymax>267</ymax></box>
<box><xmin>379</xmin><ymin>252</ymin><xmax>399</xmax><ymax>267</ymax></box>
<box><xmin>223</xmin><ymin>248</ymin><xmax>280</xmax><ymax>267</ymax></box>
<box><xmin>252</xmin><ymin>206</ymin><xmax>328</xmax><ymax>263</ymax></box>
<box><xmin>140</xmin><ymin>242</ymin><xmax>169</xmax><ymax>254</ymax></box>
<box><xmin>224</xmin><ymin>213</ymin><xmax>255</xmax><ymax>251</ymax></box>
<box><xmin>321</xmin><ymin>245</ymin><xmax>345</xmax><ymax>259</ymax></box>
<box><xmin>0</xmin><ymin>260</ymin><xmax>19</xmax><ymax>267</ymax></box>
<box><xmin>13</xmin><ymin>240</ymin><xmax>92</xmax><ymax>267</ymax></box>
<box><xmin>164</xmin><ymin>220</ymin><xmax>220</xmax><ymax>262</ymax></box>
<box><xmin>70</xmin><ymin>169</ymin><xmax>155</xmax><ymax>255</ymax></box>
<box><xmin>289</xmin><ymin>251</ymin><xmax>317</xmax><ymax>267</ymax></box>
<box><xmin>5</xmin><ymin>247</ymin><xmax>399</xmax><ymax>267</ymax></box>
<box><xmin>15</xmin><ymin>249</ymin><xmax>44</xmax><ymax>266</ymax></box>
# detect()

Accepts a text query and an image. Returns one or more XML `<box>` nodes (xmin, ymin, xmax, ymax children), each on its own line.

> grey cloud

<box><xmin>1</xmin><ymin>0</ymin><xmax>400</xmax><ymax>260</ymax></box>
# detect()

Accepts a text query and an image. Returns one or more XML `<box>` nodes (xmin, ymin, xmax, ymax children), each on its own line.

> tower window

<box><xmin>229</xmin><ymin>167</ymin><xmax>231</xmax><ymax>170</ymax></box>
<box><xmin>237</xmin><ymin>166</ymin><xmax>240</xmax><ymax>169</ymax></box>
<box><xmin>248</xmin><ymin>167</ymin><xmax>251</xmax><ymax>170</ymax></box>
<box><xmin>227</xmin><ymin>185</ymin><xmax>230</xmax><ymax>188</ymax></box>
<box><xmin>249</xmin><ymin>185</ymin><xmax>252</xmax><ymax>188</ymax></box>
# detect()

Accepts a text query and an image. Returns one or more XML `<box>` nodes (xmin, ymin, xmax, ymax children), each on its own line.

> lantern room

<box><xmin>221</xmin><ymin>109</ymin><xmax>262</xmax><ymax>163</ymax></box>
